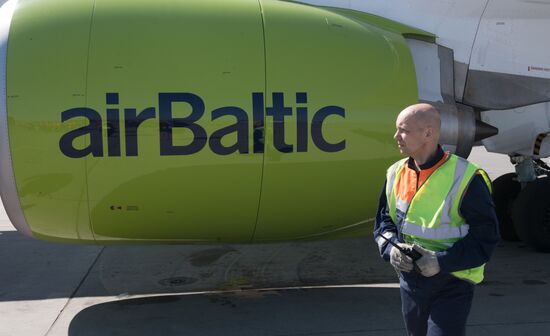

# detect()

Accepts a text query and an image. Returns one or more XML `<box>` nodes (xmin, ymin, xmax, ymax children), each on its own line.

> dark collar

<box><xmin>408</xmin><ymin>145</ymin><xmax>445</xmax><ymax>171</ymax></box>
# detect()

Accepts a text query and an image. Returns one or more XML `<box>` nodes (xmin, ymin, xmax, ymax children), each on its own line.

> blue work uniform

<box><xmin>374</xmin><ymin>145</ymin><xmax>500</xmax><ymax>336</ymax></box>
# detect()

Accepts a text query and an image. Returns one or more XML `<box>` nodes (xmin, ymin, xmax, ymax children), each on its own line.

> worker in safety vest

<box><xmin>374</xmin><ymin>103</ymin><xmax>499</xmax><ymax>336</ymax></box>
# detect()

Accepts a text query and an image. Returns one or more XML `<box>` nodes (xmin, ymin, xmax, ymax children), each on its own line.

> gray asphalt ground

<box><xmin>0</xmin><ymin>146</ymin><xmax>549</xmax><ymax>336</ymax></box>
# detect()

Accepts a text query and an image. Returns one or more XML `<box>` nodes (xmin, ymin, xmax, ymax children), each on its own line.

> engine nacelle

<box><xmin>1</xmin><ymin>0</ymin><xmax>428</xmax><ymax>243</ymax></box>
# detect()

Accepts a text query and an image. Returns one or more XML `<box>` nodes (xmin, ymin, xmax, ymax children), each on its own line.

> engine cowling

<box><xmin>1</xmin><ymin>0</ymin><xmax>427</xmax><ymax>243</ymax></box>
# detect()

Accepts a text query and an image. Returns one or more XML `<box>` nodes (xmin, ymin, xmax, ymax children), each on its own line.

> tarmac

<box><xmin>0</xmin><ymin>146</ymin><xmax>549</xmax><ymax>336</ymax></box>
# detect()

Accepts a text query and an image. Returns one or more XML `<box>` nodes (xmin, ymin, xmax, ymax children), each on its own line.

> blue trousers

<box><xmin>399</xmin><ymin>272</ymin><xmax>474</xmax><ymax>336</ymax></box>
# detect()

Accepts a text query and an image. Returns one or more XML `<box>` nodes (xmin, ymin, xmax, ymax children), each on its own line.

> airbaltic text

<box><xmin>59</xmin><ymin>92</ymin><xmax>346</xmax><ymax>158</ymax></box>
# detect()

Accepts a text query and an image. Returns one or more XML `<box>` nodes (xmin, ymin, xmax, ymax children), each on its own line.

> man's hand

<box><xmin>413</xmin><ymin>244</ymin><xmax>441</xmax><ymax>277</ymax></box>
<box><xmin>390</xmin><ymin>243</ymin><xmax>414</xmax><ymax>272</ymax></box>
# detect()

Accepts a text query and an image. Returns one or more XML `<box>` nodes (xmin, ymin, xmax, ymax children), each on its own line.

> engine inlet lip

<box><xmin>0</xmin><ymin>0</ymin><xmax>33</xmax><ymax>238</ymax></box>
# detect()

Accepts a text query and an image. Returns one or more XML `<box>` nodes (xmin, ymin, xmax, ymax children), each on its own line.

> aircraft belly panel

<box><xmin>469</xmin><ymin>0</ymin><xmax>550</xmax><ymax>80</ymax></box>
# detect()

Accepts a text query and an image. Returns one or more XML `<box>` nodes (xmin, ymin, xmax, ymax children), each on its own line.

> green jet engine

<box><xmin>0</xmin><ymin>0</ymin><xmax>429</xmax><ymax>244</ymax></box>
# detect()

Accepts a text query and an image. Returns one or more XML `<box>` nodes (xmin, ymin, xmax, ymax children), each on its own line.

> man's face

<box><xmin>393</xmin><ymin>114</ymin><xmax>427</xmax><ymax>157</ymax></box>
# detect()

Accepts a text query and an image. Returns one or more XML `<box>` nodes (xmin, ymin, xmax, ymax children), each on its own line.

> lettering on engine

<box><xmin>59</xmin><ymin>92</ymin><xmax>346</xmax><ymax>158</ymax></box>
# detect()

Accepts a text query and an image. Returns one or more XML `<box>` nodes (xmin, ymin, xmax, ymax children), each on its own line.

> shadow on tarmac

<box><xmin>2</xmin><ymin>229</ymin><xmax>550</xmax><ymax>335</ymax></box>
<box><xmin>68</xmin><ymin>287</ymin><xmax>406</xmax><ymax>336</ymax></box>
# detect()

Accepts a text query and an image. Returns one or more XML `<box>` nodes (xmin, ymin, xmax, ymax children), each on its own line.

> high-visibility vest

<box><xmin>385</xmin><ymin>153</ymin><xmax>493</xmax><ymax>284</ymax></box>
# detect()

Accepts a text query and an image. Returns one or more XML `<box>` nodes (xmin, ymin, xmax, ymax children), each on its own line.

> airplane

<box><xmin>0</xmin><ymin>0</ymin><xmax>548</xmax><ymax>253</ymax></box>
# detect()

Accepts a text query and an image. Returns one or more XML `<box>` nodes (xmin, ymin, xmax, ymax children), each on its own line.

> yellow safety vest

<box><xmin>386</xmin><ymin>154</ymin><xmax>493</xmax><ymax>284</ymax></box>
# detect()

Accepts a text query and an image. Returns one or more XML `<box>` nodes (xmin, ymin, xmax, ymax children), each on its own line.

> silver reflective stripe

<box><xmin>395</xmin><ymin>197</ymin><xmax>409</xmax><ymax>213</ymax></box>
<box><xmin>440</xmin><ymin>157</ymin><xmax>469</xmax><ymax>225</ymax></box>
<box><xmin>401</xmin><ymin>221</ymin><xmax>470</xmax><ymax>240</ymax></box>
<box><xmin>386</xmin><ymin>163</ymin><xmax>399</xmax><ymax>201</ymax></box>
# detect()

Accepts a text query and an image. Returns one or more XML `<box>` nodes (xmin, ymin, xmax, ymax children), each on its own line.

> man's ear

<box><xmin>425</xmin><ymin>127</ymin><xmax>433</xmax><ymax>138</ymax></box>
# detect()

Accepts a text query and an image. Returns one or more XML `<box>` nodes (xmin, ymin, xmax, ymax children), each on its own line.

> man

<box><xmin>374</xmin><ymin>103</ymin><xmax>499</xmax><ymax>336</ymax></box>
